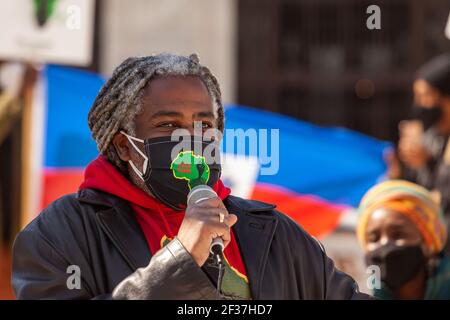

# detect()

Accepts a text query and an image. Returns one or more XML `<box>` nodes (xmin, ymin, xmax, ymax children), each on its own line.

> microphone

<box><xmin>187</xmin><ymin>185</ymin><xmax>225</xmax><ymax>264</ymax></box>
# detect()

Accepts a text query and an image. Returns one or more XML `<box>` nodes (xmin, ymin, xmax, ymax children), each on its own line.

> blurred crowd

<box><xmin>357</xmin><ymin>54</ymin><xmax>450</xmax><ymax>299</ymax></box>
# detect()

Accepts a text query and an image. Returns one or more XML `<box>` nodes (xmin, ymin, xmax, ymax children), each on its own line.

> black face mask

<box><xmin>412</xmin><ymin>105</ymin><xmax>442</xmax><ymax>129</ymax></box>
<box><xmin>121</xmin><ymin>132</ymin><xmax>222</xmax><ymax>210</ymax></box>
<box><xmin>365</xmin><ymin>243</ymin><xmax>426</xmax><ymax>290</ymax></box>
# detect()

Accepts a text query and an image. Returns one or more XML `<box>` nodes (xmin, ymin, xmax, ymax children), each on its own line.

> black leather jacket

<box><xmin>12</xmin><ymin>188</ymin><xmax>371</xmax><ymax>299</ymax></box>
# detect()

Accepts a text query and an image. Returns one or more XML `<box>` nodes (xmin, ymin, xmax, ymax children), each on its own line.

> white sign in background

<box><xmin>0</xmin><ymin>0</ymin><xmax>95</xmax><ymax>66</ymax></box>
<box><xmin>220</xmin><ymin>153</ymin><xmax>260</xmax><ymax>199</ymax></box>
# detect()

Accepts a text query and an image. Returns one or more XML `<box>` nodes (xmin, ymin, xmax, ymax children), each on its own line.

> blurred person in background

<box><xmin>11</xmin><ymin>53</ymin><xmax>369</xmax><ymax>300</ymax></box>
<box><xmin>387</xmin><ymin>54</ymin><xmax>450</xmax><ymax>254</ymax></box>
<box><xmin>357</xmin><ymin>180</ymin><xmax>450</xmax><ymax>299</ymax></box>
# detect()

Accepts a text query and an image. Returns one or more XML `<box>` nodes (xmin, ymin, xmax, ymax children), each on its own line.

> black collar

<box><xmin>77</xmin><ymin>188</ymin><xmax>151</xmax><ymax>270</ymax></box>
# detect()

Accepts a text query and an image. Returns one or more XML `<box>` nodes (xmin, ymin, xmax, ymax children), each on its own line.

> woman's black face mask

<box><xmin>412</xmin><ymin>104</ymin><xmax>442</xmax><ymax>129</ymax></box>
<box><xmin>365</xmin><ymin>243</ymin><xmax>426</xmax><ymax>290</ymax></box>
<box><xmin>121</xmin><ymin>131</ymin><xmax>221</xmax><ymax>210</ymax></box>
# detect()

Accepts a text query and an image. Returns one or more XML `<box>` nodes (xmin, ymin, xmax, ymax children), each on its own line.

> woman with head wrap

<box><xmin>357</xmin><ymin>180</ymin><xmax>450</xmax><ymax>299</ymax></box>
<box><xmin>387</xmin><ymin>54</ymin><xmax>450</xmax><ymax>254</ymax></box>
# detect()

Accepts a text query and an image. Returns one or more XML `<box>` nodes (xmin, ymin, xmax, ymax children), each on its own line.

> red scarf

<box><xmin>79</xmin><ymin>156</ymin><xmax>248</xmax><ymax>278</ymax></box>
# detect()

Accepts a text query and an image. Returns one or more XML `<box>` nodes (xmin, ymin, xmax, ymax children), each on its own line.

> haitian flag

<box><xmin>30</xmin><ymin>65</ymin><xmax>390</xmax><ymax>238</ymax></box>
<box><xmin>220</xmin><ymin>106</ymin><xmax>391</xmax><ymax>237</ymax></box>
<box><xmin>40</xmin><ymin>65</ymin><xmax>104</xmax><ymax>209</ymax></box>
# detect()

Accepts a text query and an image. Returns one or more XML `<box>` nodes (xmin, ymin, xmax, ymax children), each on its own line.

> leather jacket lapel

<box><xmin>78</xmin><ymin>189</ymin><xmax>151</xmax><ymax>271</ymax></box>
<box><xmin>96</xmin><ymin>206</ymin><xmax>152</xmax><ymax>271</ymax></box>
<box><xmin>224</xmin><ymin>196</ymin><xmax>278</xmax><ymax>300</ymax></box>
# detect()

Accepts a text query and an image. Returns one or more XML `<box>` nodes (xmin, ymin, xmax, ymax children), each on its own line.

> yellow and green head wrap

<box><xmin>357</xmin><ymin>180</ymin><xmax>447</xmax><ymax>255</ymax></box>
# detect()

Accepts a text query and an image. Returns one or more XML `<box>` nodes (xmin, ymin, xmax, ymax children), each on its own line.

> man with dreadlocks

<box><xmin>12</xmin><ymin>53</ymin><xmax>369</xmax><ymax>300</ymax></box>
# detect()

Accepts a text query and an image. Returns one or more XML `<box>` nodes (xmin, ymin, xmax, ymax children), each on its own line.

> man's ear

<box><xmin>112</xmin><ymin>132</ymin><xmax>131</xmax><ymax>162</ymax></box>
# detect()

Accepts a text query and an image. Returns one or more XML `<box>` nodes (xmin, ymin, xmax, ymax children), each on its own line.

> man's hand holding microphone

<box><xmin>177</xmin><ymin>186</ymin><xmax>238</xmax><ymax>267</ymax></box>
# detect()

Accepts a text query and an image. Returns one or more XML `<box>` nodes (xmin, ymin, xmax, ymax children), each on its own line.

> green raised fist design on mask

<box><xmin>170</xmin><ymin>151</ymin><xmax>211</xmax><ymax>189</ymax></box>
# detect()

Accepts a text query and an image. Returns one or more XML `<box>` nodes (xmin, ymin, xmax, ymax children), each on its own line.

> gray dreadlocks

<box><xmin>88</xmin><ymin>53</ymin><xmax>224</xmax><ymax>172</ymax></box>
